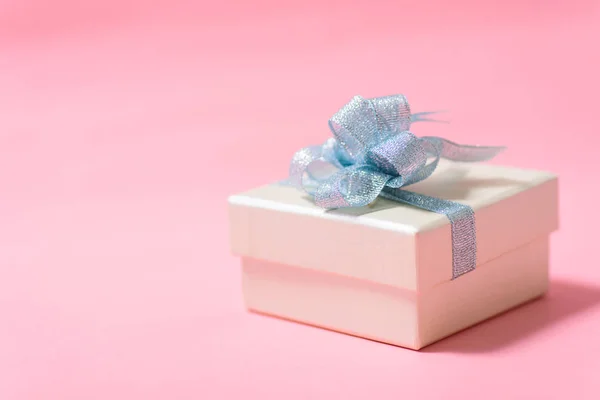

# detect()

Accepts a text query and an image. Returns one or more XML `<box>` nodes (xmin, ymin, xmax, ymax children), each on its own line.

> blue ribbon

<box><xmin>289</xmin><ymin>95</ymin><xmax>504</xmax><ymax>279</ymax></box>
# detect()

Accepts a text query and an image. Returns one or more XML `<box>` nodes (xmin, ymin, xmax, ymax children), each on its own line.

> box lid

<box><xmin>228</xmin><ymin>162</ymin><xmax>558</xmax><ymax>292</ymax></box>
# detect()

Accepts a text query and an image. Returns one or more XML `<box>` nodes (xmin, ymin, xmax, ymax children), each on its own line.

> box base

<box><xmin>241</xmin><ymin>237</ymin><xmax>549</xmax><ymax>350</ymax></box>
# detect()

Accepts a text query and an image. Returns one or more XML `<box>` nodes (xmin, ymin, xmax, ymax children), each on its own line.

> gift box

<box><xmin>227</xmin><ymin>95</ymin><xmax>559</xmax><ymax>350</ymax></box>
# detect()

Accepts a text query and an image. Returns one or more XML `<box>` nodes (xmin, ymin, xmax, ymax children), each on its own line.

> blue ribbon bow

<box><xmin>289</xmin><ymin>94</ymin><xmax>504</xmax><ymax>279</ymax></box>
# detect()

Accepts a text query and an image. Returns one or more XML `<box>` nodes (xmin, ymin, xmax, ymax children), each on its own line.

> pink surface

<box><xmin>1</xmin><ymin>1</ymin><xmax>600</xmax><ymax>399</ymax></box>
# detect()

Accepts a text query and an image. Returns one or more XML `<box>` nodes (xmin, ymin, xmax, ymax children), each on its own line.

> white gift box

<box><xmin>228</xmin><ymin>162</ymin><xmax>558</xmax><ymax>350</ymax></box>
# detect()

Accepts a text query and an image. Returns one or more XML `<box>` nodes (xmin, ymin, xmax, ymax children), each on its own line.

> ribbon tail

<box><xmin>422</xmin><ymin>136</ymin><xmax>505</xmax><ymax>162</ymax></box>
<box><xmin>411</xmin><ymin>111</ymin><xmax>450</xmax><ymax>124</ymax></box>
<box><xmin>381</xmin><ymin>187</ymin><xmax>477</xmax><ymax>279</ymax></box>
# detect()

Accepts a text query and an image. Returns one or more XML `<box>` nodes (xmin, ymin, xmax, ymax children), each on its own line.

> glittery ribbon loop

<box><xmin>289</xmin><ymin>94</ymin><xmax>504</xmax><ymax>279</ymax></box>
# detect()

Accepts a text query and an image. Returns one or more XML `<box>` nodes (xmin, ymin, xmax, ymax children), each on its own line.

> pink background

<box><xmin>1</xmin><ymin>1</ymin><xmax>600</xmax><ymax>399</ymax></box>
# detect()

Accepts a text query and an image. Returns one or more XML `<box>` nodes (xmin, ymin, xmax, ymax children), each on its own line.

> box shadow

<box><xmin>422</xmin><ymin>278</ymin><xmax>600</xmax><ymax>353</ymax></box>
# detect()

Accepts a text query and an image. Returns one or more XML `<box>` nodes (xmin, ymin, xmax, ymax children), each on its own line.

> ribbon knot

<box><xmin>364</xmin><ymin>131</ymin><xmax>427</xmax><ymax>184</ymax></box>
<box><xmin>288</xmin><ymin>94</ymin><xmax>505</xmax><ymax>279</ymax></box>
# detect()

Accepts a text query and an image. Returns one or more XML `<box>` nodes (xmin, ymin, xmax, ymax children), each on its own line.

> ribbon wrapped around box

<box><xmin>228</xmin><ymin>94</ymin><xmax>558</xmax><ymax>350</ymax></box>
